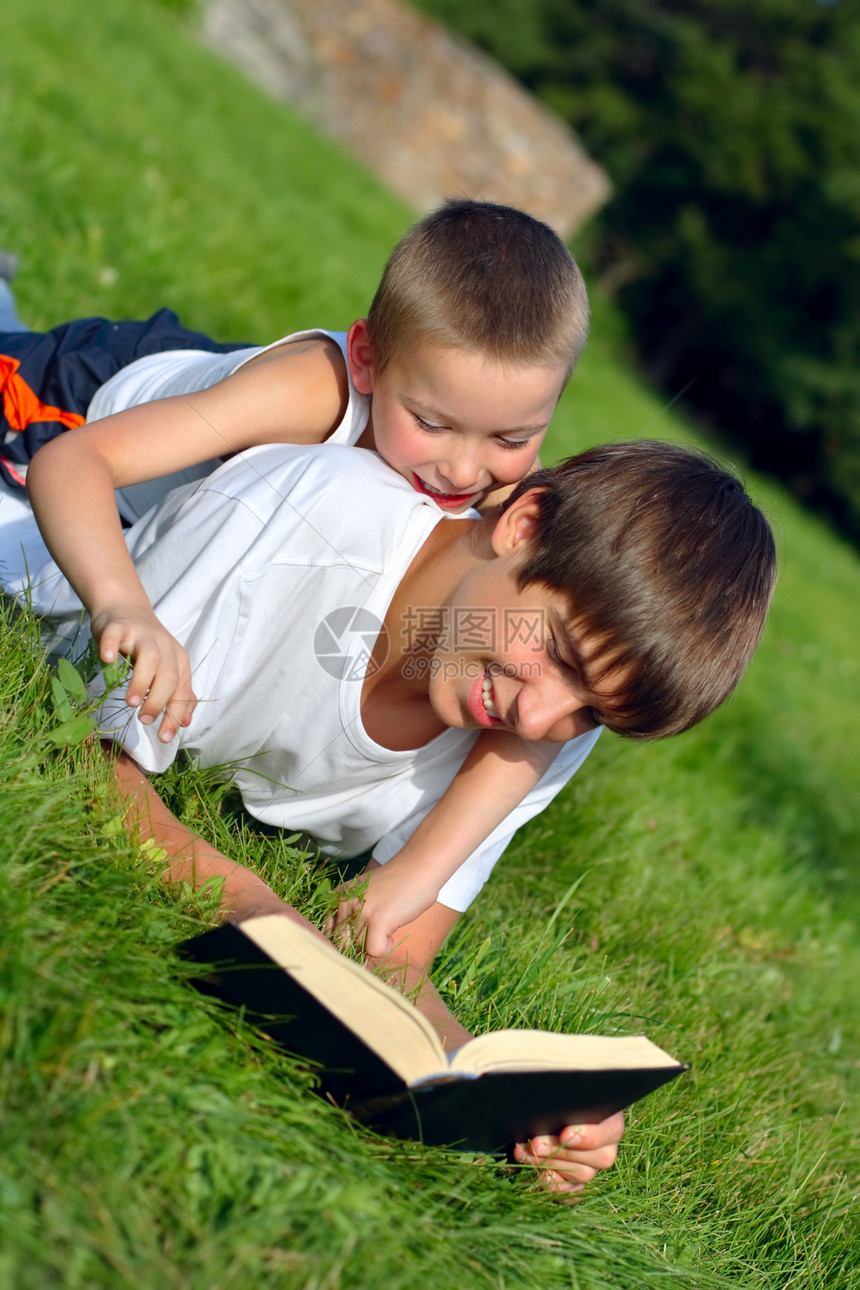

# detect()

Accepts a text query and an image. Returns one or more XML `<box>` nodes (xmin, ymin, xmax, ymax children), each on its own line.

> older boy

<box><xmin>4</xmin><ymin>435</ymin><xmax>776</xmax><ymax>1189</ymax></box>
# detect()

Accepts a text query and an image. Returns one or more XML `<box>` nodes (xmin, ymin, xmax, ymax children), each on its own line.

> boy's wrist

<box><xmin>225</xmin><ymin>890</ymin><xmax>295</xmax><ymax>922</ymax></box>
<box><xmin>201</xmin><ymin>867</ymin><xmax>289</xmax><ymax>924</ymax></box>
<box><xmin>88</xmin><ymin>590</ymin><xmax>156</xmax><ymax>623</ymax></box>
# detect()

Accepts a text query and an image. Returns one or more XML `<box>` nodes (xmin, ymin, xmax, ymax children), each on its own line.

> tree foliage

<box><xmin>416</xmin><ymin>0</ymin><xmax>860</xmax><ymax>536</ymax></box>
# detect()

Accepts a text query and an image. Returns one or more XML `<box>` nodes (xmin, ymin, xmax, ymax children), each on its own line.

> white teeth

<box><xmin>482</xmin><ymin>674</ymin><xmax>498</xmax><ymax>719</ymax></box>
<box><xmin>422</xmin><ymin>479</ymin><xmax>469</xmax><ymax>498</ymax></box>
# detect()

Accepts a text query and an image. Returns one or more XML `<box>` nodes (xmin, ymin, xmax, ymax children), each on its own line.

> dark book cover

<box><xmin>351</xmin><ymin>1065</ymin><xmax>684</xmax><ymax>1152</ymax></box>
<box><xmin>180</xmin><ymin>922</ymin><xmax>401</xmax><ymax>1104</ymax></box>
<box><xmin>180</xmin><ymin>921</ymin><xmax>686</xmax><ymax>1152</ymax></box>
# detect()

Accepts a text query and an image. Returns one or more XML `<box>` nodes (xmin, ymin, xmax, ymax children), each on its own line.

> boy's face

<box><xmin>349</xmin><ymin>325</ymin><xmax>567</xmax><ymax>512</ymax></box>
<box><xmin>426</xmin><ymin>566</ymin><xmax>630</xmax><ymax>743</ymax></box>
<box><xmin>416</xmin><ymin>494</ymin><xmax>634</xmax><ymax>742</ymax></box>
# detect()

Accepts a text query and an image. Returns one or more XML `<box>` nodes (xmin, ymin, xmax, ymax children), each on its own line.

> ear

<box><xmin>346</xmin><ymin>319</ymin><xmax>376</xmax><ymax>395</ymax></box>
<box><xmin>490</xmin><ymin>488</ymin><xmax>545</xmax><ymax>557</ymax></box>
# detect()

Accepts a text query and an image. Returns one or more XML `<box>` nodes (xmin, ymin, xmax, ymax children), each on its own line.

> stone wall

<box><xmin>203</xmin><ymin>0</ymin><xmax>610</xmax><ymax>239</ymax></box>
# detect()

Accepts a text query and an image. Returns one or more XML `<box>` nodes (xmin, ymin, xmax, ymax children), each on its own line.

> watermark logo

<box><xmin>400</xmin><ymin>607</ymin><xmax>546</xmax><ymax>654</ymax></box>
<box><xmin>503</xmin><ymin>610</ymin><xmax>545</xmax><ymax>651</ymax></box>
<box><xmin>314</xmin><ymin>605</ymin><xmax>546</xmax><ymax>681</ymax></box>
<box><xmin>313</xmin><ymin>606</ymin><xmax>388</xmax><ymax>680</ymax></box>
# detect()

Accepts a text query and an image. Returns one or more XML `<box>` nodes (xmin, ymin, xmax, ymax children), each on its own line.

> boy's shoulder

<box><xmin>127</xmin><ymin>443</ymin><xmax>425</xmax><ymax>591</ymax></box>
<box><xmin>240</xmin><ymin>328</ymin><xmax>348</xmax><ymax>374</ymax></box>
<box><xmin>192</xmin><ymin>442</ymin><xmax>433</xmax><ymax>559</ymax></box>
<box><xmin>226</xmin><ymin>329</ymin><xmax>361</xmax><ymax>449</ymax></box>
<box><xmin>211</xmin><ymin>440</ymin><xmax>408</xmax><ymax>508</ymax></box>
<box><xmin>157</xmin><ymin>442</ymin><xmax>439</xmax><ymax>587</ymax></box>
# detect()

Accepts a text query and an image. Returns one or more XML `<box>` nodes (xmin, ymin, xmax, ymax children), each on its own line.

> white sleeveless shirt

<box><xmin>86</xmin><ymin>329</ymin><xmax>369</xmax><ymax>523</ymax></box>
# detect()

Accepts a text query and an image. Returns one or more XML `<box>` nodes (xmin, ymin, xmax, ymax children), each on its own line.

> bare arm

<box><xmin>330</xmin><ymin>730</ymin><xmax>558</xmax><ymax>957</ymax></box>
<box><xmin>108</xmin><ymin>745</ymin><xmax>621</xmax><ymax>1191</ymax></box>
<box><xmin>362</xmin><ymin>894</ymin><xmax>470</xmax><ymax>1051</ymax></box>
<box><xmin>365</xmin><ymin>870</ymin><xmax>623</xmax><ymax>1194</ymax></box>
<box><xmin>28</xmin><ymin>339</ymin><xmax>347</xmax><ymax>739</ymax></box>
<box><xmin>107</xmin><ymin>742</ymin><xmax>470</xmax><ymax>1043</ymax></box>
<box><xmin>108</xmin><ymin>744</ymin><xmax>303</xmax><ymax>922</ymax></box>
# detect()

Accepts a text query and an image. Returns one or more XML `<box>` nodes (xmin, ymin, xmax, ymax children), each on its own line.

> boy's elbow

<box><xmin>26</xmin><ymin>433</ymin><xmax>73</xmax><ymax>500</ymax></box>
<box><xmin>24</xmin><ymin>440</ymin><xmax>47</xmax><ymax>502</ymax></box>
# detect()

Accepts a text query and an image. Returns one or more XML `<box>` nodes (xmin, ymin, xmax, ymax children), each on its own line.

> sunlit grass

<box><xmin>1</xmin><ymin>1</ymin><xmax>857</xmax><ymax>1286</ymax></box>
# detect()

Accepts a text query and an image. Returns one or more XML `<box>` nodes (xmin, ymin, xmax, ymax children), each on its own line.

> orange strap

<box><xmin>0</xmin><ymin>353</ymin><xmax>86</xmax><ymax>433</ymax></box>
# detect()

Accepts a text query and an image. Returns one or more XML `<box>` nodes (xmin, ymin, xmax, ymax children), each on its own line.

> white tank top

<box><xmin>87</xmin><ymin>328</ymin><xmax>370</xmax><ymax>523</ymax></box>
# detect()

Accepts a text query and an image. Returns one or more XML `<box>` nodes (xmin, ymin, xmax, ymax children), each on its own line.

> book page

<box><xmin>239</xmin><ymin>916</ymin><xmax>450</xmax><ymax>1084</ymax></box>
<box><xmin>238</xmin><ymin>919</ymin><xmax>681</xmax><ymax>1089</ymax></box>
<box><xmin>448</xmin><ymin>1030</ymin><xmax>681</xmax><ymax>1077</ymax></box>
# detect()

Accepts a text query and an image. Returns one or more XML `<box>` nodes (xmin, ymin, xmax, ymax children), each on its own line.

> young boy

<box><xmin>0</xmin><ymin>435</ymin><xmax>776</xmax><ymax>1191</ymax></box>
<box><xmin>3</xmin><ymin>199</ymin><xmax>589</xmax><ymax>956</ymax></box>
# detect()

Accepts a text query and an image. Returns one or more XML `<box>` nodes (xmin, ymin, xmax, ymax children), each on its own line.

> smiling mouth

<box><xmin>412</xmin><ymin>474</ymin><xmax>480</xmax><ymax>505</ymax></box>
<box><xmin>482</xmin><ymin>672</ymin><xmax>500</xmax><ymax>720</ymax></box>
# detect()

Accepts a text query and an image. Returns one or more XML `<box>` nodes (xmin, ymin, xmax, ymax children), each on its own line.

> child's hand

<box><xmin>91</xmin><ymin>606</ymin><xmax>197</xmax><ymax>743</ymax></box>
<box><xmin>513</xmin><ymin>1111</ymin><xmax>624</xmax><ymax>1197</ymax></box>
<box><xmin>325</xmin><ymin>862</ymin><xmax>441</xmax><ymax>959</ymax></box>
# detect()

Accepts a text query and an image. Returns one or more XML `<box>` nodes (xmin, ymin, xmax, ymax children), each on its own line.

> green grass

<box><xmin>1</xmin><ymin>1</ymin><xmax>858</xmax><ymax>1286</ymax></box>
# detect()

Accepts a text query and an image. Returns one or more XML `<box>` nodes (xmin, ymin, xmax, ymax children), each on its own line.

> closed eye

<box><xmin>547</xmin><ymin>631</ymin><xmax>579</xmax><ymax>678</ymax></box>
<box><xmin>412</xmin><ymin>413</ymin><xmax>448</xmax><ymax>433</ymax></box>
<box><xmin>495</xmin><ymin>435</ymin><xmax>533</xmax><ymax>450</ymax></box>
<box><xmin>548</xmin><ymin>633</ymin><xmax>601</xmax><ymax>729</ymax></box>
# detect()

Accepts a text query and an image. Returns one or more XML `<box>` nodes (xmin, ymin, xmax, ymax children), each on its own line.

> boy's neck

<box><xmin>355</xmin><ymin>420</ymin><xmax>376</xmax><ymax>452</ymax></box>
<box><xmin>360</xmin><ymin>518</ymin><xmax>488</xmax><ymax>750</ymax></box>
<box><xmin>394</xmin><ymin>510</ymin><xmax>487</xmax><ymax>637</ymax></box>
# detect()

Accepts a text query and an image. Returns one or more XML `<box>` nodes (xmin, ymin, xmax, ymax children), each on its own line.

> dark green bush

<box><xmin>416</xmin><ymin>0</ymin><xmax>860</xmax><ymax>538</ymax></box>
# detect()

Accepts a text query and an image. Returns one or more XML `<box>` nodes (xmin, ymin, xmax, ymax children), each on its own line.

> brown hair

<box><xmin>366</xmin><ymin>198</ymin><xmax>588</xmax><ymax>379</ymax></box>
<box><xmin>503</xmin><ymin>440</ymin><xmax>777</xmax><ymax>739</ymax></box>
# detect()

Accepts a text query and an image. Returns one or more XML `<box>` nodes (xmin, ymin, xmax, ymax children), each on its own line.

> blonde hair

<box><xmin>367</xmin><ymin>199</ymin><xmax>589</xmax><ymax>380</ymax></box>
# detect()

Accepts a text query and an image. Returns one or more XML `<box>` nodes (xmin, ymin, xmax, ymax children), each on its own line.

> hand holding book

<box><xmin>181</xmin><ymin>915</ymin><xmax>686</xmax><ymax>1156</ymax></box>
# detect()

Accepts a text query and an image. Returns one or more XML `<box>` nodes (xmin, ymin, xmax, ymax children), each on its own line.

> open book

<box><xmin>181</xmin><ymin>916</ymin><xmax>686</xmax><ymax>1152</ymax></box>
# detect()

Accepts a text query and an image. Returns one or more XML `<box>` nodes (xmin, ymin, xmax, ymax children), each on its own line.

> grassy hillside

<box><xmin>1</xmin><ymin>2</ymin><xmax>857</xmax><ymax>1287</ymax></box>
